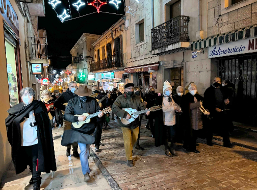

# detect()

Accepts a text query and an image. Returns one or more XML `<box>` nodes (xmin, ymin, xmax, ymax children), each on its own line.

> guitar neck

<box><xmin>133</xmin><ymin>110</ymin><xmax>147</xmax><ymax>115</ymax></box>
<box><xmin>87</xmin><ymin>111</ymin><xmax>101</xmax><ymax>120</ymax></box>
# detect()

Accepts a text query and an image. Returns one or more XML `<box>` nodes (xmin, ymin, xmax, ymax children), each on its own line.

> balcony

<box><xmin>151</xmin><ymin>16</ymin><xmax>190</xmax><ymax>54</ymax></box>
<box><xmin>90</xmin><ymin>56</ymin><xmax>123</xmax><ymax>72</ymax></box>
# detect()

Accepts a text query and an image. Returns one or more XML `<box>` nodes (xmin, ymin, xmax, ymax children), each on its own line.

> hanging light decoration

<box><xmin>72</xmin><ymin>0</ymin><xmax>86</xmax><ymax>11</ymax></box>
<box><xmin>109</xmin><ymin>0</ymin><xmax>121</xmax><ymax>9</ymax></box>
<box><xmin>48</xmin><ymin>0</ymin><xmax>61</xmax><ymax>9</ymax></box>
<box><xmin>58</xmin><ymin>9</ymin><xmax>71</xmax><ymax>22</ymax></box>
<box><xmin>88</xmin><ymin>0</ymin><xmax>107</xmax><ymax>13</ymax></box>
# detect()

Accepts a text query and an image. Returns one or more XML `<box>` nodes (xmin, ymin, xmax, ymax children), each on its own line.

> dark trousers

<box><xmin>95</xmin><ymin>123</ymin><xmax>103</xmax><ymax>147</ymax></box>
<box><xmin>23</xmin><ymin>144</ymin><xmax>41</xmax><ymax>185</ymax></box>
<box><xmin>206</xmin><ymin>112</ymin><xmax>231</xmax><ymax>145</ymax></box>
<box><xmin>183</xmin><ymin>128</ymin><xmax>198</xmax><ymax>151</ymax></box>
<box><xmin>147</xmin><ymin>118</ymin><xmax>155</xmax><ymax>137</ymax></box>
<box><xmin>164</xmin><ymin>125</ymin><xmax>176</xmax><ymax>150</ymax></box>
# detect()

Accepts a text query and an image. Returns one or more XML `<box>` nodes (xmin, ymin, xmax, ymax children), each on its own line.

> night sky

<box><xmin>39</xmin><ymin>0</ymin><xmax>125</xmax><ymax>69</ymax></box>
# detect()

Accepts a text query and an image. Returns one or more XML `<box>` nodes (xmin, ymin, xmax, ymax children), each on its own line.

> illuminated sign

<box><xmin>31</xmin><ymin>63</ymin><xmax>43</xmax><ymax>75</ymax></box>
<box><xmin>41</xmin><ymin>78</ymin><xmax>49</xmax><ymax>85</ymax></box>
<box><xmin>101</xmin><ymin>72</ymin><xmax>114</xmax><ymax>79</ymax></box>
<box><xmin>88</xmin><ymin>74</ymin><xmax>95</xmax><ymax>80</ymax></box>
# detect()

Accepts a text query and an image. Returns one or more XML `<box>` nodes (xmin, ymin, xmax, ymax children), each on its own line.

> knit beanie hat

<box><xmin>163</xmin><ymin>81</ymin><xmax>172</xmax><ymax>94</ymax></box>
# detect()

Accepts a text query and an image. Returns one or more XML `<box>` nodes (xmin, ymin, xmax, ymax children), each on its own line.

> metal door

<box><xmin>218</xmin><ymin>54</ymin><xmax>257</xmax><ymax>125</ymax></box>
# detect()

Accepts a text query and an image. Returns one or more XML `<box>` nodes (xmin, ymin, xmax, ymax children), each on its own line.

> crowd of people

<box><xmin>5</xmin><ymin>76</ymin><xmax>235</xmax><ymax>189</ymax></box>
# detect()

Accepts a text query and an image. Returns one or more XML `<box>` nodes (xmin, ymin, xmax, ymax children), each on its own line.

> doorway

<box><xmin>218</xmin><ymin>54</ymin><xmax>257</xmax><ymax>125</ymax></box>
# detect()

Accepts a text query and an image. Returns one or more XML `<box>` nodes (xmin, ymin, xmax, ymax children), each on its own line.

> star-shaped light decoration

<box><xmin>88</xmin><ymin>0</ymin><xmax>107</xmax><ymax>13</ymax></box>
<box><xmin>58</xmin><ymin>10</ymin><xmax>71</xmax><ymax>23</ymax></box>
<box><xmin>72</xmin><ymin>0</ymin><xmax>86</xmax><ymax>11</ymax></box>
<box><xmin>48</xmin><ymin>0</ymin><xmax>61</xmax><ymax>9</ymax></box>
<box><xmin>110</xmin><ymin>0</ymin><xmax>121</xmax><ymax>9</ymax></box>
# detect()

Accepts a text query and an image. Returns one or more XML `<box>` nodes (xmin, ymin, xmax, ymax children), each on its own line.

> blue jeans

<box><xmin>78</xmin><ymin>143</ymin><xmax>90</xmax><ymax>175</ymax></box>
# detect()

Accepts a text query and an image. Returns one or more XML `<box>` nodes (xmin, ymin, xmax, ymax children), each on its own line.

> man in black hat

<box><xmin>112</xmin><ymin>83</ymin><xmax>150</xmax><ymax>167</ymax></box>
<box><xmin>63</xmin><ymin>85</ymin><xmax>104</xmax><ymax>182</ymax></box>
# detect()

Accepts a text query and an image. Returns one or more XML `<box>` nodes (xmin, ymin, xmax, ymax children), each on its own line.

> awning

<box><xmin>191</xmin><ymin>26</ymin><xmax>257</xmax><ymax>51</ymax></box>
<box><xmin>124</xmin><ymin>63</ymin><xmax>159</xmax><ymax>73</ymax></box>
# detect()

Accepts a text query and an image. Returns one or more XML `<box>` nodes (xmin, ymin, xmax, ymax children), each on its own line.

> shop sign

<box><xmin>124</xmin><ymin>63</ymin><xmax>159</xmax><ymax>73</ymax></box>
<box><xmin>101</xmin><ymin>72</ymin><xmax>114</xmax><ymax>79</ymax></box>
<box><xmin>0</xmin><ymin>0</ymin><xmax>19</xmax><ymax>34</ymax></box>
<box><xmin>88</xmin><ymin>74</ymin><xmax>95</xmax><ymax>80</ymax></box>
<box><xmin>31</xmin><ymin>63</ymin><xmax>43</xmax><ymax>74</ymax></box>
<box><xmin>41</xmin><ymin>78</ymin><xmax>49</xmax><ymax>85</ymax></box>
<box><xmin>208</xmin><ymin>37</ymin><xmax>257</xmax><ymax>58</ymax></box>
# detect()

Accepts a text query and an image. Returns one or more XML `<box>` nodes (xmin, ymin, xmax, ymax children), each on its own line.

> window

<box><xmin>136</xmin><ymin>20</ymin><xmax>144</xmax><ymax>44</ymax></box>
<box><xmin>97</xmin><ymin>49</ymin><xmax>100</xmax><ymax>61</ymax></box>
<box><xmin>102</xmin><ymin>46</ymin><xmax>105</xmax><ymax>59</ymax></box>
<box><xmin>225</xmin><ymin>0</ymin><xmax>245</xmax><ymax>7</ymax></box>
<box><xmin>232</xmin><ymin>0</ymin><xmax>244</xmax><ymax>5</ymax></box>
<box><xmin>170</xmin><ymin>0</ymin><xmax>181</xmax><ymax>19</ymax></box>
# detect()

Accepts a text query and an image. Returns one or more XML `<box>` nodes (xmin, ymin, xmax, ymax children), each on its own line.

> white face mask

<box><xmin>177</xmin><ymin>93</ymin><xmax>183</xmax><ymax>96</ymax></box>
<box><xmin>190</xmin><ymin>90</ymin><xmax>197</xmax><ymax>96</ymax></box>
<box><xmin>22</xmin><ymin>95</ymin><xmax>33</xmax><ymax>105</ymax></box>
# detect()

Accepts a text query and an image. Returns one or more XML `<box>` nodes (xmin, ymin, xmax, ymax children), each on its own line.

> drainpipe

<box><xmin>152</xmin><ymin>0</ymin><xmax>154</xmax><ymax>28</ymax></box>
<box><xmin>198</xmin><ymin>0</ymin><xmax>202</xmax><ymax>31</ymax></box>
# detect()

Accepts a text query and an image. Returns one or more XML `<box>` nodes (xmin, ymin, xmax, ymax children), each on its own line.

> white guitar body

<box><xmin>119</xmin><ymin>108</ymin><xmax>140</xmax><ymax>125</ymax></box>
<box><xmin>72</xmin><ymin>113</ymin><xmax>91</xmax><ymax>129</ymax></box>
<box><xmin>72</xmin><ymin>107</ymin><xmax>112</xmax><ymax>129</ymax></box>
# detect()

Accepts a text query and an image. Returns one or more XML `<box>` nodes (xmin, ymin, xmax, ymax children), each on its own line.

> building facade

<box><xmin>0</xmin><ymin>0</ymin><xmax>47</xmax><ymax>182</ymax></box>
<box><xmin>70</xmin><ymin>33</ymin><xmax>100</xmax><ymax>85</ymax></box>
<box><xmin>91</xmin><ymin>18</ymin><xmax>126</xmax><ymax>92</ymax></box>
<box><xmin>191</xmin><ymin>0</ymin><xmax>257</xmax><ymax>124</ymax></box>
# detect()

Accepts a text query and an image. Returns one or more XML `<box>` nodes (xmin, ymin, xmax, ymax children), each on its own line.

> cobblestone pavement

<box><xmin>1</xmin><ymin>127</ymin><xmax>111</xmax><ymax>190</ymax></box>
<box><xmin>95</xmin><ymin>119</ymin><xmax>257</xmax><ymax>190</ymax></box>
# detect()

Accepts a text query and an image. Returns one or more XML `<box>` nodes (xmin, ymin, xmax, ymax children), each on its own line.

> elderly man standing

<box><xmin>54</xmin><ymin>81</ymin><xmax>79</xmax><ymax>157</ymax></box>
<box><xmin>204</xmin><ymin>77</ymin><xmax>232</xmax><ymax>148</ymax></box>
<box><xmin>112</xmin><ymin>83</ymin><xmax>150</xmax><ymax>167</ymax></box>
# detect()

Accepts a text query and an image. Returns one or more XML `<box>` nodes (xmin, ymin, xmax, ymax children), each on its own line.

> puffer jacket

<box><xmin>112</xmin><ymin>93</ymin><xmax>146</xmax><ymax>129</ymax></box>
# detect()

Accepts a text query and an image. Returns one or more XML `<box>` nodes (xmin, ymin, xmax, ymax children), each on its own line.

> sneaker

<box><xmin>84</xmin><ymin>173</ymin><xmax>90</xmax><ymax>182</ymax></box>
<box><xmin>73</xmin><ymin>151</ymin><xmax>80</xmax><ymax>158</ymax></box>
<box><xmin>127</xmin><ymin>160</ymin><xmax>134</xmax><ymax>167</ymax></box>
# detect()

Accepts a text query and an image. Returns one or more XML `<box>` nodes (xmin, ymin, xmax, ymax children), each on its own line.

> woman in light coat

<box><xmin>162</xmin><ymin>81</ymin><xmax>181</xmax><ymax>157</ymax></box>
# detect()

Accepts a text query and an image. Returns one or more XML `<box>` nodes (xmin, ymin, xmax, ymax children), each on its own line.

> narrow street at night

<box><xmin>2</xmin><ymin>119</ymin><xmax>257</xmax><ymax>190</ymax></box>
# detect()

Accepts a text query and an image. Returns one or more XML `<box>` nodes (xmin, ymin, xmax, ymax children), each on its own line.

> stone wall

<box><xmin>208</xmin><ymin>0</ymin><xmax>257</xmax><ymax>37</ymax></box>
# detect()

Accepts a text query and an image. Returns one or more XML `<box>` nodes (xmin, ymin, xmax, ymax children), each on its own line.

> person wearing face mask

<box><xmin>162</xmin><ymin>81</ymin><xmax>181</xmax><ymax>157</ymax></box>
<box><xmin>63</xmin><ymin>85</ymin><xmax>104</xmax><ymax>182</ymax></box>
<box><xmin>204</xmin><ymin>77</ymin><xmax>232</xmax><ymax>148</ymax></box>
<box><xmin>112</xmin><ymin>83</ymin><xmax>150</xmax><ymax>167</ymax></box>
<box><xmin>172</xmin><ymin>86</ymin><xmax>184</xmax><ymax>143</ymax></box>
<box><xmin>181</xmin><ymin>82</ymin><xmax>206</xmax><ymax>153</ymax></box>
<box><xmin>145</xmin><ymin>87</ymin><xmax>158</xmax><ymax>137</ymax></box>
<box><xmin>5</xmin><ymin>87</ymin><xmax>56</xmax><ymax>190</ymax></box>
<box><xmin>54</xmin><ymin>81</ymin><xmax>79</xmax><ymax>157</ymax></box>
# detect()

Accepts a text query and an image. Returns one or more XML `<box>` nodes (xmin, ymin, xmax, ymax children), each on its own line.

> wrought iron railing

<box><xmin>90</xmin><ymin>55</ymin><xmax>123</xmax><ymax>72</ymax></box>
<box><xmin>151</xmin><ymin>16</ymin><xmax>190</xmax><ymax>51</ymax></box>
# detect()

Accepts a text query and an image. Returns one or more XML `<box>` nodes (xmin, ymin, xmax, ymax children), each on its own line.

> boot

<box><xmin>73</xmin><ymin>150</ymin><xmax>80</xmax><ymax>158</ymax></box>
<box><xmin>127</xmin><ymin>160</ymin><xmax>134</xmax><ymax>167</ymax></box>
<box><xmin>32</xmin><ymin>177</ymin><xmax>41</xmax><ymax>190</ymax></box>
<box><xmin>66</xmin><ymin>148</ymin><xmax>71</xmax><ymax>157</ymax></box>
<box><xmin>169</xmin><ymin>145</ymin><xmax>177</xmax><ymax>156</ymax></box>
<box><xmin>84</xmin><ymin>173</ymin><xmax>90</xmax><ymax>182</ymax></box>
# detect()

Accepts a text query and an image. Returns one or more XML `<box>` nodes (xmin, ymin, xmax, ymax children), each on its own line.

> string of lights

<box><xmin>48</xmin><ymin>0</ymin><xmax>125</xmax><ymax>23</ymax></box>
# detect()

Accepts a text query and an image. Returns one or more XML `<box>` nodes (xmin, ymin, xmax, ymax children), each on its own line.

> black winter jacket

<box><xmin>54</xmin><ymin>89</ymin><xmax>77</xmax><ymax>111</ymax></box>
<box><xmin>64</xmin><ymin>96</ymin><xmax>101</xmax><ymax>134</ymax></box>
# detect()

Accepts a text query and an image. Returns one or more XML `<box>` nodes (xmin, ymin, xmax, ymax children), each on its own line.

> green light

<box><xmin>77</xmin><ymin>71</ymin><xmax>86</xmax><ymax>83</ymax></box>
